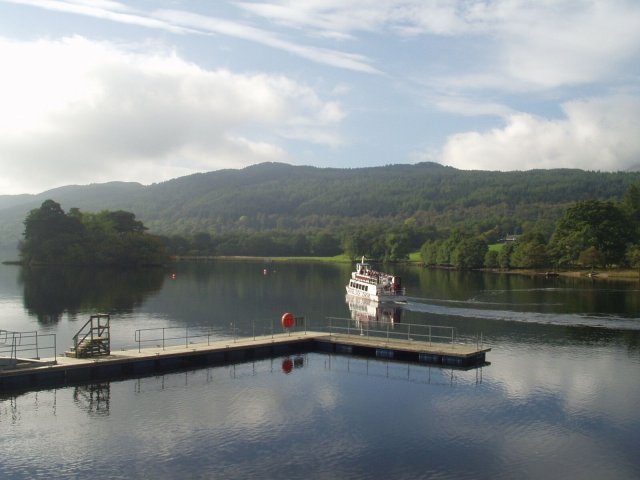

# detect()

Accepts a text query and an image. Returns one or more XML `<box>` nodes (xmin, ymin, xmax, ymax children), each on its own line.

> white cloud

<box><xmin>5</xmin><ymin>0</ymin><xmax>196</xmax><ymax>34</ymax></box>
<box><xmin>483</xmin><ymin>0</ymin><xmax>640</xmax><ymax>89</ymax></box>
<box><xmin>4</xmin><ymin>0</ymin><xmax>380</xmax><ymax>74</ymax></box>
<box><xmin>234</xmin><ymin>0</ymin><xmax>467</xmax><ymax>38</ymax></box>
<box><xmin>153</xmin><ymin>9</ymin><xmax>380</xmax><ymax>74</ymax></box>
<box><xmin>237</xmin><ymin>1</ymin><xmax>640</xmax><ymax>90</ymax></box>
<box><xmin>0</xmin><ymin>36</ymin><xmax>344</xmax><ymax>194</ymax></box>
<box><xmin>438</xmin><ymin>96</ymin><xmax>640</xmax><ymax>171</ymax></box>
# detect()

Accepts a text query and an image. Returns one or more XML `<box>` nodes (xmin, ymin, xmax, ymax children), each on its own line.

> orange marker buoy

<box><xmin>281</xmin><ymin>312</ymin><xmax>294</xmax><ymax>329</ymax></box>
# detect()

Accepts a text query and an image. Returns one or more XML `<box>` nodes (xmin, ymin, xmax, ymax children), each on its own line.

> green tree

<box><xmin>342</xmin><ymin>231</ymin><xmax>370</xmax><ymax>260</ymax></box>
<box><xmin>384</xmin><ymin>232</ymin><xmax>410</xmax><ymax>261</ymax></box>
<box><xmin>498</xmin><ymin>242</ymin><xmax>515</xmax><ymax>269</ymax></box>
<box><xmin>420</xmin><ymin>240</ymin><xmax>438</xmax><ymax>265</ymax></box>
<box><xmin>191</xmin><ymin>232</ymin><xmax>213</xmax><ymax>255</ymax></box>
<box><xmin>621</xmin><ymin>182</ymin><xmax>640</xmax><ymax>229</ymax></box>
<box><xmin>108</xmin><ymin>210</ymin><xmax>147</xmax><ymax>233</ymax></box>
<box><xmin>625</xmin><ymin>244</ymin><xmax>640</xmax><ymax>278</ymax></box>
<box><xmin>484</xmin><ymin>249</ymin><xmax>499</xmax><ymax>268</ymax></box>
<box><xmin>578</xmin><ymin>246</ymin><xmax>605</xmax><ymax>270</ymax></box>
<box><xmin>510</xmin><ymin>233</ymin><xmax>549</xmax><ymax>268</ymax></box>
<box><xmin>310</xmin><ymin>233</ymin><xmax>340</xmax><ymax>256</ymax></box>
<box><xmin>21</xmin><ymin>200</ymin><xmax>86</xmax><ymax>264</ymax></box>
<box><xmin>548</xmin><ymin>200</ymin><xmax>632</xmax><ymax>267</ymax></box>
<box><xmin>452</xmin><ymin>237</ymin><xmax>487</xmax><ymax>269</ymax></box>
<box><xmin>20</xmin><ymin>200</ymin><xmax>166</xmax><ymax>266</ymax></box>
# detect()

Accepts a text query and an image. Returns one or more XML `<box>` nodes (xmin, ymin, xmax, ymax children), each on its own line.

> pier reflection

<box><xmin>323</xmin><ymin>354</ymin><xmax>484</xmax><ymax>386</ymax></box>
<box><xmin>73</xmin><ymin>383</ymin><xmax>111</xmax><ymax>417</ymax></box>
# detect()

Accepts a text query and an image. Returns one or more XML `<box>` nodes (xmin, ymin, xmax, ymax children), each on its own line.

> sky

<box><xmin>1</xmin><ymin>0</ymin><xmax>639</xmax><ymax>195</ymax></box>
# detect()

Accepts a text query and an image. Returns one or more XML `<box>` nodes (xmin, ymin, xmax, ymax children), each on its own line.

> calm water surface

<box><xmin>1</xmin><ymin>262</ymin><xmax>639</xmax><ymax>479</ymax></box>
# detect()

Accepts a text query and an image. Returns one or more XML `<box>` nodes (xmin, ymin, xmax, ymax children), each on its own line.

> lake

<box><xmin>1</xmin><ymin>261</ymin><xmax>639</xmax><ymax>479</ymax></box>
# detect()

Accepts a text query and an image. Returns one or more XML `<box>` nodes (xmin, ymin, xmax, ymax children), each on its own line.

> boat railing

<box><xmin>0</xmin><ymin>329</ymin><xmax>57</xmax><ymax>368</ymax></box>
<box><xmin>325</xmin><ymin>317</ymin><xmax>462</xmax><ymax>347</ymax></box>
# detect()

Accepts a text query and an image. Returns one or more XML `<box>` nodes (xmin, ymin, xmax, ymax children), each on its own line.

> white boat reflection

<box><xmin>345</xmin><ymin>294</ymin><xmax>403</xmax><ymax>327</ymax></box>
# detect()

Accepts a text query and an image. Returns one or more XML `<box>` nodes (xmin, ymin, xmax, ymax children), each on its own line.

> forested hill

<box><xmin>1</xmin><ymin>162</ymin><xmax>639</xmax><ymax>258</ymax></box>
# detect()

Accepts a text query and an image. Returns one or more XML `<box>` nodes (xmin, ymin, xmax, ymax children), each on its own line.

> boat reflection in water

<box><xmin>345</xmin><ymin>294</ymin><xmax>403</xmax><ymax>328</ymax></box>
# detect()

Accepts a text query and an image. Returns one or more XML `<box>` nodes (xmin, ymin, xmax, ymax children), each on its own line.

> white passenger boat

<box><xmin>345</xmin><ymin>257</ymin><xmax>407</xmax><ymax>302</ymax></box>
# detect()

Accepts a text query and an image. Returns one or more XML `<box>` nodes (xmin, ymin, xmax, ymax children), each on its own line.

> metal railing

<box><xmin>326</xmin><ymin>317</ymin><xmax>458</xmax><ymax>346</ymax></box>
<box><xmin>133</xmin><ymin>317</ymin><xmax>483</xmax><ymax>353</ymax></box>
<box><xmin>135</xmin><ymin>326</ymin><xmax>220</xmax><ymax>352</ymax></box>
<box><xmin>134</xmin><ymin>317</ymin><xmax>307</xmax><ymax>353</ymax></box>
<box><xmin>0</xmin><ymin>329</ymin><xmax>57</xmax><ymax>367</ymax></box>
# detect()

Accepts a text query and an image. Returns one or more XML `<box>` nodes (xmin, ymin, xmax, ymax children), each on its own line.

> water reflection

<box><xmin>73</xmin><ymin>383</ymin><xmax>110</xmax><ymax>417</ymax></box>
<box><xmin>281</xmin><ymin>355</ymin><xmax>305</xmax><ymax>374</ymax></box>
<box><xmin>18</xmin><ymin>267</ymin><xmax>165</xmax><ymax>323</ymax></box>
<box><xmin>345</xmin><ymin>294</ymin><xmax>403</xmax><ymax>326</ymax></box>
<box><xmin>2</xmin><ymin>262</ymin><xmax>640</xmax><ymax>479</ymax></box>
<box><xmin>1</xmin><ymin>352</ymin><xmax>639</xmax><ymax>479</ymax></box>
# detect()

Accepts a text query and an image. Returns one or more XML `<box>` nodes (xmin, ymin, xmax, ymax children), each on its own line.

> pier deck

<box><xmin>0</xmin><ymin>331</ymin><xmax>490</xmax><ymax>391</ymax></box>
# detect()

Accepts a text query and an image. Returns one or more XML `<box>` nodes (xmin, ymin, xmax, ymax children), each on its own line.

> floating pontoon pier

<box><xmin>1</xmin><ymin>316</ymin><xmax>490</xmax><ymax>391</ymax></box>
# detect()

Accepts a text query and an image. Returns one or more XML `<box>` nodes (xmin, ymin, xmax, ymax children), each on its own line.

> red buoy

<box><xmin>281</xmin><ymin>312</ymin><xmax>294</xmax><ymax>329</ymax></box>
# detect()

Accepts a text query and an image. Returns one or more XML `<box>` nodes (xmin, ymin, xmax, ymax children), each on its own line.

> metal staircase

<box><xmin>67</xmin><ymin>314</ymin><xmax>111</xmax><ymax>358</ymax></box>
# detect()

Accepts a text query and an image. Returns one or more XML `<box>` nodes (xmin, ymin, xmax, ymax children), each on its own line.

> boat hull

<box><xmin>345</xmin><ymin>285</ymin><xmax>407</xmax><ymax>303</ymax></box>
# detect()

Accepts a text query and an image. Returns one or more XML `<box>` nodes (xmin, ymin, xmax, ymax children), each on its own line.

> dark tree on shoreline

<box><xmin>21</xmin><ymin>200</ymin><xmax>167</xmax><ymax>266</ymax></box>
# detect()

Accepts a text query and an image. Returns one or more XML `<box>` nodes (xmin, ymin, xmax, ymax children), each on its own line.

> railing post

<box><xmin>163</xmin><ymin>328</ymin><xmax>166</xmax><ymax>350</ymax></box>
<box><xmin>186</xmin><ymin>327</ymin><xmax>189</xmax><ymax>348</ymax></box>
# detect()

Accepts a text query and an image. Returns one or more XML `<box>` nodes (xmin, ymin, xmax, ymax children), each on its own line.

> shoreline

<box><xmin>171</xmin><ymin>256</ymin><xmax>640</xmax><ymax>281</ymax></box>
<box><xmin>5</xmin><ymin>256</ymin><xmax>639</xmax><ymax>281</ymax></box>
<box><xmin>476</xmin><ymin>267</ymin><xmax>639</xmax><ymax>281</ymax></box>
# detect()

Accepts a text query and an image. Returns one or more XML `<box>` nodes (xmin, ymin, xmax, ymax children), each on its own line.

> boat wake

<box><xmin>402</xmin><ymin>298</ymin><xmax>640</xmax><ymax>331</ymax></box>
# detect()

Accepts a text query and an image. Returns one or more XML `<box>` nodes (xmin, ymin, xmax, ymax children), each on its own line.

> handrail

<box><xmin>134</xmin><ymin>318</ymin><xmax>308</xmax><ymax>353</ymax></box>
<box><xmin>135</xmin><ymin>326</ymin><xmax>219</xmax><ymax>352</ymax></box>
<box><xmin>72</xmin><ymin>314</ymin><xmax>111</xmax><ymax>358</ymax></box>
<box><xmin>326</xmin><ymin>317</ymin><xmax>458</xmax><ymax>346</ymax></box>
<box><xmin>0</xmin><ymin>329</ymin><xmax>57</xmax><ymax>366</ymax></box>
<box><xmin>132</xmin><ymin>317</ymin><xmax>467</xmax><ymax>352</ymax></box>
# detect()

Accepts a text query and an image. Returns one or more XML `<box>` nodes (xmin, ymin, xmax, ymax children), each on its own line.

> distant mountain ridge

<box><xmin>1</xmin><ymin>162</ymin><xmax>639</xmax><ymax>260</ymax></box>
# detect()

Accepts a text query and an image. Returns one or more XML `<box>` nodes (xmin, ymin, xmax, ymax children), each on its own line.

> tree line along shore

<box><xmin>14</xmin><ymin>178</ymin><xmax>640</xmax><ymax>278</ymax></box>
